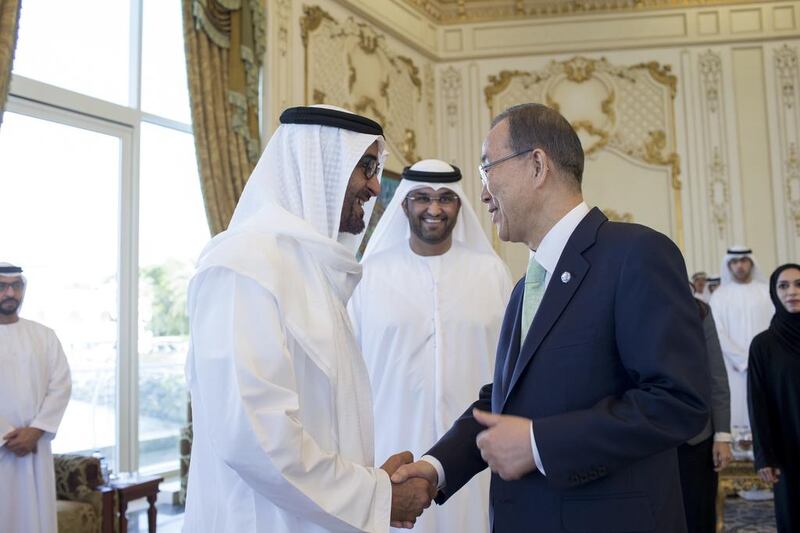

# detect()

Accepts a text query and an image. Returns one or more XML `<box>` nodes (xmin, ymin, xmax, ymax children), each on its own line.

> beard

<box><xmin>339</xmin><ymin>189</ymin><xmax>370</xmax><ymax>234</ymax></box>
<box><xmin>0</xmin><ymin>298</ymin><xmax>20</xmax><ymax>315</ymax></box>
<box><xmin>408</xmin><ymin>213</ymin><xmax>457</xmax><ymax>245</ymax></box>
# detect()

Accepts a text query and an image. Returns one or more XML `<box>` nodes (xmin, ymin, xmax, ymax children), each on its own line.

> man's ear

<box><xmin>531</xmin><ymin>148</ymin><xmax>547</xmax><ymax>184</ymax></box>
<box><xmin>401</xmin><ymin>199</ymin><xmax>409</xmax><ymax>216</ymax></box>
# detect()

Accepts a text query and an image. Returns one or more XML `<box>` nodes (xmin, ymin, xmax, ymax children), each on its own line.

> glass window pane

<box><xmin>0</xmin><ymin>112</ymin><xmax>121</xmax><ymax>465</ymax></box>
<box><xmin>141</xmin><ymin>0</ymin><xmax>191</xmax><ymax>123</ymax></box>
<box><xmin>13</xmin><ymin>0</ymin><xmax>131</xmax><ymax>105</ymax></box>
<box><xmin>138</xmin><ymin>122</ymin><xmax>207</xmax><ymax>472</ymax></box>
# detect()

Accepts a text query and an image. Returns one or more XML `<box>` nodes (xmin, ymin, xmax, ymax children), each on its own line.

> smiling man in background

<box><xmin>350</xmin><ymin>159</ymin><xmax>511</xmax><ymax>533</ymax></box>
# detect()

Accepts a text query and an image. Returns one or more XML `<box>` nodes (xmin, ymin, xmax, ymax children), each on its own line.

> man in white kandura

<box><xmin>183</xmin><ymin>106</ymin><xmax>434</xmax><ymax>533</ymax></box>
<box><xmin>0</xmin><ymin>263</ymin><xmax>72</xmax><ymax>533</ymax></box>
<box><xmin>350</xmin><ymin>160</ymin><xmax>512</xmax><ymax>533</ymax></box>
<box><xmin>709</xmin><ymin>246</ymin><xmax>773</xmax><ymax>436</ymax></box>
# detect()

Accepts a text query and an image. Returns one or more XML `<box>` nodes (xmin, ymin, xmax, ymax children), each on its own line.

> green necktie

<box><xmin>521</xmin><ymin>256</ymin><xmax>547</xmax><ymax>345</ymax></box>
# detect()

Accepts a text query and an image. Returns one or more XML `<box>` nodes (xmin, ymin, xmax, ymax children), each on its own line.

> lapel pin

<box><xmin>561</xmin><ymin>271</ymin><xmax>571</xmax><ymax>284</ymax></box>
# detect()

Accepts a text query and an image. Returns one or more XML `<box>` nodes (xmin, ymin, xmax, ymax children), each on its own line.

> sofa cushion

<box><xmin>56</xmin><ymin>499</ymin><xmax>99</xmax><ymax>533</ymax></box>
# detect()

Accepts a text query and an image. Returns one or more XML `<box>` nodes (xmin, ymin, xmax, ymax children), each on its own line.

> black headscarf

<box><xmin>768</xmin><ymin>263</ymin><xmax>800</xmax><ymax>353</ymax></box>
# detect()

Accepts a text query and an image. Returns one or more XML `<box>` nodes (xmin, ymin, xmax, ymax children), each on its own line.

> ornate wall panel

<box><xmin>697</xmin><ymin>49</ymin><xmax>736</xmax><ymax>262</ymax></box>
<box><xmin>774</xmin><ymin>44</ymin><xmax>800</xmax><ymax>258</ymax></box>
<box><xmin>484</xmin><ymin>56</ymin><xmax>684</xmax><ymax>248</ymax></box>
<box><xmin>300</xmin><ymin>5</ymin><xmax>436</xmax><ymax>169</ymax></box>
<box><xmin>439</xmin><ymin>66</ymin><xmax>465</xmax><ymax>167</ymax></box>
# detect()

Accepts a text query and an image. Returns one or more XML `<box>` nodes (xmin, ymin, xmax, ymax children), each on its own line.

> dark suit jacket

<box><xmin>428</xmin><ymin>208</ymin><xmax>709</xmax><ymax>533</ymax></box>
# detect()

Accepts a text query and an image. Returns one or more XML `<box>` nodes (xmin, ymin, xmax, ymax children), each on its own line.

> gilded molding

<box><xmin>425</xmin><ymin>64</ymin><xmax>436</xmax><ymax>126</ymax></box>
<box><xmin>564</xmin><ymin>56</ymin><xmax>596</xmax><ymax>83</ymax></box>
<box><xmin>785</xmin><ymin>143</ymin><xmax>800</xmax><ymax>233</ymax></box>
<box><xmin>602</xmin><ymin>209</ymin><xmax>634</xmax><ymax>223</ymax></box>
<box><xmin>276</xmin><ymin>0</ymin><xmax>291</xmax><ymax>57</ymax></box>
<box><xmin>774</xmin><ymin>45</ymin><xmax>800</xmax><ymax>236</ymax></box>
<box><xmin>441</xmin><ymin>67</ymin><xmax>462</xmax><ymax>128</ymax></box>
<box><xmin>707</xmin><ymin>146</ymin><xmax>729</xmax><ymax>236</ymax></box>
<box><xmin>572</xmin><ymin>120</ymin><xmax>611</xmax><ymax>156</ymax></box>
<box><xmin>485</xmin><ymin>69</ymin><xmax>538</xmax><ymax>110</ymax></box>
<box><xmin>302</xmin><ymin>4</ymin><xmax>433</xmax><ymax>164</ymax></box>
<box><xmin>633</xmin><ymin>61</ymin><xmax>678</xmax><ymax>99</ymax></box>
<box><xmin>401</xmin><ymin>129</ymin><xmax>421</xmax><ymax>162</ymax></box>
<box><xmin>399</xmin><ymin>0</ymin><xmax>766</xmax><ymax>25</ymax></box>
<box><xmin>643</xmin><ymin>130</ymin><xmax>682</xmax><ymax>190</ymax></box>
<box><xmin>699</xmin><ymin>51</ymin><xmax>722</xmax><ymax>113</ymax></box>
<box><xmin>483</xmin><ymin>55</ymin><xmax>684</xmax><ymax>246</ymax></box>
<box><xmin>485</xmin><ymin>57</ymin><xmax>680</xmax><ymax>176</ymax></box>
<box><xmin>699</xmin><ymin>49</ymin><xmax>729</xmax><ymax>238</ymax></box>
<box><xmin>396</xmin><ymin>56</ymin><xmax>423</xmax><ymax>99</ymax></box>
<box><xmin>300</xmin><ymin>5</ymin><xmax>335</xmax><ymax>47</ymax></box>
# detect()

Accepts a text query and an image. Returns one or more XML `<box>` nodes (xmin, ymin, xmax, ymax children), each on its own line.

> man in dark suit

<box><xmin>391</xmin><ymin>103</ymin><xmax>709</xmax><ymax>532</ymax></box>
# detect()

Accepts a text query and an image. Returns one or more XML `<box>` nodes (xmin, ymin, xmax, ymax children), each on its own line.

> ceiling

<box><xmin>399</xmin><ymin>0</ymin><xmax>768</xmax><ymax>24</ymax></box>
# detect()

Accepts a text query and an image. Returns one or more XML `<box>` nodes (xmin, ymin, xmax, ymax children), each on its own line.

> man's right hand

<box><xmin>391</xmin><ymin>461</ymin><xmax>439</xmax><ymax>529</ymax></box>
<box><xmin>389</xmin><ymin>476</ymin><xmax>435</xmax><ymax>529</ymax></box>
<box><xmin>758</xmin><ymin>466</ymin><xmax>781</xmax><ymax>484</ymax></box>
<box><xmin>391</xmin><ymin>459</ymin><xmax>439</xmax><ymax>488</ymax></box>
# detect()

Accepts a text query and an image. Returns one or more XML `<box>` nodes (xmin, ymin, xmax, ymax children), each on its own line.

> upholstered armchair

<box><xmin>54</xmin><ymin>454</ymin><xmax>115</xmax><ymax>533</ymax></box>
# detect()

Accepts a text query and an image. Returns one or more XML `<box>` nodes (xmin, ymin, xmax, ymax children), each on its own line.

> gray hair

<box><xmin>491</xmin><ymin>103</ymin><xmax>584</xmax><ymax>188</ymax></box>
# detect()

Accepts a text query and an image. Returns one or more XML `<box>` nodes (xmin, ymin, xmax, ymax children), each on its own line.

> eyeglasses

<box><xmin>358</xmin><ymin>155</ymin><xmax>380</xmax><ymax>180</ymax></box>
<box><xmin>478</xmin><ymin>148</ymin><xmax>535</xmax><ymax>186</ymax></box>
<box><xmin>0</xmin><ymin>281</ymin><xmax>24</xmax><ymax>292</ymax></box>
<box><xmin>405</xmin><ymin>193</ymin><xmax>460</xmax><ymax>206</ymax></box>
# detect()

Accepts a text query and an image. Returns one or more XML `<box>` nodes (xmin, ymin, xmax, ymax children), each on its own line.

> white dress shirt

<box><xmin>423</xmin><ymin>202</ymin><xmax>591</xmax><ymax>488</ymax></box>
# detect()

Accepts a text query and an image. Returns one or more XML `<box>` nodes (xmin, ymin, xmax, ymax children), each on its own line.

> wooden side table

<box><xmin>109</xmin><ymin>475</ymin><xmax>164</xmax><ymax>533</ymax></box>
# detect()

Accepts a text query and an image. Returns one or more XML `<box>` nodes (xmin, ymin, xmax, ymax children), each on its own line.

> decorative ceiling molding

<box><xmin>399</xmin><ymin>0</ymin><xmax>772</xmax><ymax>24</ymax></box>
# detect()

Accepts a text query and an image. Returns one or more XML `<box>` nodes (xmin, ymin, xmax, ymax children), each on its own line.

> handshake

<box><xmin>380</xmin><ymin>451</ymin><xmax>440</xmax><ymax>529</ymax></box>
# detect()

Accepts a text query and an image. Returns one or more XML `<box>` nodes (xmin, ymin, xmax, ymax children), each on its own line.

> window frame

<box><xmin>7</xmin><ymin>0</ymin><xmax>194</xmax><ymax>478</ymax></box>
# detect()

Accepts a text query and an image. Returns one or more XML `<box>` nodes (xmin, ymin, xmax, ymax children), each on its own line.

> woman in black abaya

<box><xmin>748</xmin><ymin>263</ymin><xmax>800</xmax><ymax>532</ymax></box>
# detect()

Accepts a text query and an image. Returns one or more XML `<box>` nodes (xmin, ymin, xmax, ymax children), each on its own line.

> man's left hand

<box><xmin>3</xmin><ymin>427</ymin><xmax>44</xmax><ymax>457</ymax></box>
<box><xmin>474</xmin><ymin>409</ymin><xmax>535</xmax><ymax>480</ymax></box>
<box><xmin>712</xmin><ymin>441</ymin><xmax>733</xmax><ymax>472</ymax></box>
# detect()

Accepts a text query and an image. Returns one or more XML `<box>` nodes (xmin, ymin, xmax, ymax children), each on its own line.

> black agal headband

<box><xmin>401</xmin><ymin>165</ymin><xmax>462</xmax><ymax>183</ymax></box>
<box><xmin>280</xmin><ymin>106</ymin><xmax>383</xmax><ymax>136</ymax></box>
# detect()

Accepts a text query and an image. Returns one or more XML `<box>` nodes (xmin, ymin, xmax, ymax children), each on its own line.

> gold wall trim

<box><xmin>400</xmin><ymin>0</ymin><xmax>773</xmax><ymax>25</ymax></box>
<box><xmin>300</xmin><ymin>5</ymin><xmax>334</xmax><ymax>47</ymax></box>
<box><xmin>484</xmin><ymin>55</ymin><xmax>685</xmax><ymax>249</ymax></box>
<box><xmin>603</xmin><ymin>209</ymin><xmax>634</xmax><ymax>222</ymax></box>
<box><xmin>300</xmin><ymin>4</ymin><xmax>434</xmax><ymax>167</ymax></box>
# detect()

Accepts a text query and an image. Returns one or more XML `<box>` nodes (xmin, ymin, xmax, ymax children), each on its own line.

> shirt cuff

<box><xmin>421</xmin><ymin>455</ymin><xmax>446</xmax><ymax>490</ymax></box>
<box><xmin>714</xmin><ymin>432</ymin><xmax>732</xmax><ymax>442</ymax></box>
<box><xmin>531</xmin><ymin>422</ymin><xmax>546</xmax><ymax>476</ymax></box>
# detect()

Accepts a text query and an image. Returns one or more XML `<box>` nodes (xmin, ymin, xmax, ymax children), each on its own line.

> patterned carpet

<box><xmin>723</xmin><ymin>497</ymin><xmax>777</xmax><ymax>532</ymax></box>
<box><xmin>125</xmin><ymin>496</ymin><xmax>777</xmax><ymax>532</ymax></box>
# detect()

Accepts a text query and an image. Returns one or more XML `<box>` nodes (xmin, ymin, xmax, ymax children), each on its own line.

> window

<box><xmin>138</xmin><ymin>123</ymin><xmax>206</xmax><ymax>471</ymax></box>
<box><xmin>0</xmin><ymin>109</ymin><xmax>126</xmax><ymax>462</ymax></box>
<box><xmin>12</xmin><ymin>0</ymin><xmax>131</xmax><ymax>105</ymax></box>
<box><xmin>3</xmin><ymin>0</ymin><xmax>207</xmax><ymax>476</ymax></box>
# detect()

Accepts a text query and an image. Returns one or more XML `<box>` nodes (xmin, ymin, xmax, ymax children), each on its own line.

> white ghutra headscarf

<box><xmin>720</xmin><ymin>245</ymin><xmax>766</xmax><ymax>285</ymax></box>
<box><xmin>362</xmin><ymin>159</ymin><xmax>497</xmax><ymax>261</ymax></box>
<box><xmin>189</xmin><ymin>106</ymin><xmax>388</xmax><ymax>461</ymax></box>
<box><xmin>0</xmin><ymin>263</ymin><xmax>26</xmax><ymax>283</ymax></box>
